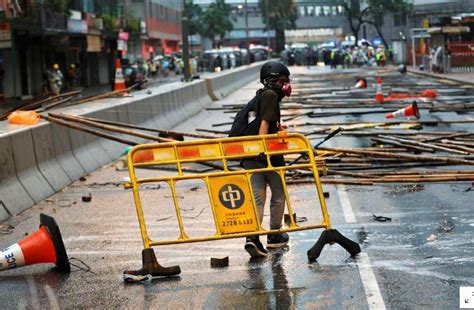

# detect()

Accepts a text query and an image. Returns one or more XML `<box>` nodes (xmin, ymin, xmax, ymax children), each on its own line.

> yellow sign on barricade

<box><xmin>123</xmin><ymin>132</ymin><xmax>360</xmax><ymax>278</ymax></box>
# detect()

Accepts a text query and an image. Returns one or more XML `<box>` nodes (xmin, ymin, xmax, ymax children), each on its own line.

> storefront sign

<box><xmin>117</xmin><ymin>39</ymin><xmax>127</xmax><ymax>51</ymax></box>
<box><xmin>67</xmin><ymin>19</ymin><xmax>87</xmax><ymax>34</ymax></box>
<box><xmin>119</xmin><ymin>32</ymin><xmax>129</xmax><ymax>41</ymax></box>
<box><xmin>140</xmin><ymin>21</ymin><xmax>147</xmax><ymax>34</ymax></box>
<box><xmin>87</xmin><ymin>35</ymin><xmax>101</xmax><ymax>52</ymax></box>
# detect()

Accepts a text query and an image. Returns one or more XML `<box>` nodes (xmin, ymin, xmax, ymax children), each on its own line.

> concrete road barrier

<box><xmin>50</xmin><ymin>122</ymin><xmax>87</xmax><ymax>181</ymax></box>
<box><xmin>32</xmin><ymin>124</ymin><xmax>72</xmax><ymax>191</ymax></box>
<box><xmin>205</xmin><ymin>62</ymin><xmax>263</xmax><ymax>101</ymax></box>
<box><xmin>10</xmin><ymin>128</ymin><xmax>56</xmax><ymax>203</ymax></box>
<box><xmin>0</xmin><ymin>64</ymin><xmax>261</xmax><ymax>221</ymax></box>
<box><xmin>0</xmin><ymin>134</ymin><xmax>35</xmax><ymax>218</ymax></box>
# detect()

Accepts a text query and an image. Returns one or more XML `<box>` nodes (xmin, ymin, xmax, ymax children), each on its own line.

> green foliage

<box><xmin>184</xmin><ymin>0</ymin><xmax>203</xmax><ymax>36</ymax></box>
<box><xmin>258</xmin><ymin>0</ymin><xmax>297</xmax><ymax>52</ymax></box>
<box><xmin>102</xmin><ymin>14</ymin><xmax>118</xmax><ymax>32</ymax></box>
<box><xmin>45</xmin><ymin>0</ymin><xmax>70</xmax><ymax>15</ymax></box>
<box><xmin>125</xmin><ymin>18</ymin><xmax>140</xmax><ymax>33</ymax></box>
<box><xmin>200</xmin><ymin>0</ymin><xmax>234</xmax><ymax>44</ymax></box>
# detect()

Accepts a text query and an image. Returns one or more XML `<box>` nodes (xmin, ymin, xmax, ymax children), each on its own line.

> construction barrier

<box><xmin>124</xmin><ymin>132</ymin><xmax>360</xmax><ymax>277</ymax></box>
<box><xmin>0</xmin><ymin>64</ymin><xmax>262</xmax><ymax>221</ymax></box>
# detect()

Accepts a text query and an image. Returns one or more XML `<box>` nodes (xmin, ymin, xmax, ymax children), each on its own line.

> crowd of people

<box><xmin>282</xmin><ymin>43</ymin><xmax>392</xmax><ymax>68</ymax></box>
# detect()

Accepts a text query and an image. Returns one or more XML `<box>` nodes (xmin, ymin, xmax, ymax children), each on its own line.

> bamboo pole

<box><xmin>35</xmin><ymin>96</ymin><xmax>73</xmax><ymax>112</ymax></box>
<box><xmin>42</xmin><ymin>115</ymin><xmax>138</xmax><ymax>146</ymax></box>
<box><xmin>318</xmin><ymin>147</ymin><xmax>474</xmax><ymax>166</ymax></box>
<box><xmin>371</xmin><ymin>137</ymin><xmax>434</xmax><ymax>153</ymax></box>
<box><xmin>44</xmin><ymin>114</ymin><xmax>227</xmax><ymax>172</ymax></box>
<box><xmin>420</xmin><ymin>132</ymin><xmax>472</xmax><ymax>143</ymax></box>
<box><xmin>380</xmin><ymin>135</ymin><xmax>469</xmax><ymax>155</ymax></box>
<box><xmin>433</xmin><ymin>142</ymin><xmax>473</xmax><ymax>153</ymax></box>
<box><xmin>441</xmin><ymin>139</ymin><xmax>474</xmax><ymax>148</ymax></box>
<box><xmin>287</xmin><ymin>174</ymin><xmax>474</xmax><ymax>185</ymax></box>
<box><xmin>19</xmin><ymin>90</ymin><xmax>83</xmax><ymax>111</ymax></box>
<box><xmin>0</xmin><ymin>90</ymin><xmax>82</xmax><ymax>120</ymax></box>
<box><xmin>73</xmin><ymin>115</ymin><xmax>218</xmax><ymax>139</ymax></box>
<box><xmin>68</xmin><ymin>82</ymin><xmax>142</xmax><ymax>106</ymax></box>
<box><xmin>49</xmin><ymin>113</ymin><xmax>174</xmax><ymax>143</ymax></box>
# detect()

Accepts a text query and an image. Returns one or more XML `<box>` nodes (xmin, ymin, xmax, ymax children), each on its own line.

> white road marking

<box><xmin>27</xmin><ymin>275</ymin><xmax>40</xmax><ymax>310</ymax></box>
<box><xmin>358</xmin><ymin>253</ymin><xmax>386</xmax><ymax>310</ymax></box>
<box><xmin>336</xmin><ymin>185</ymin><xmax>386</xmax><ymax>309</ymax></box>
<box><xmin>336</xmin><ymin>185</ymin><xmax>356</xmax><ymax>223</ymax></box>
<box><xmin>44</xmin><ymin>284</ymin><xmax>60</xmax><ymax>310</ymax></box>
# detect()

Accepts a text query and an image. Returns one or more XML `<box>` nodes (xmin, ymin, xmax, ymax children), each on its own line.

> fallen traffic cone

<box><xmin>386</xmin><ymin>101</ymin><xmax>420</xmax><ymax>119</ymax></box>
<box><xmin>420</xmin><ymin>89</ymin><xmax>437</xmax><ymax>98</ymax></box>
<box><xmin>114</xmin><ymin>58</ymin><xmax>127</xmax><ymax>93</ymax></box>
<box><xmin>0</xmin><ymin>214</ymin><xmax>70</xmax><ymax>273</ymax></box>
<box><xmin>375</xmin><ymin>77</ymin><xmax>384</xmax><ymax>103</ymax></box>
<box><xmin>354</xmin><ymin>78</ymin><xmax>367</xmax><ymax>89</ymax></box>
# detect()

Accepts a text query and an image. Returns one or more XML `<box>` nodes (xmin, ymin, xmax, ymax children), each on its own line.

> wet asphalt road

<box><xmin>0</xmin><ymin>66</ymin><xmax>473</xmax><ymax>309</ymax></box>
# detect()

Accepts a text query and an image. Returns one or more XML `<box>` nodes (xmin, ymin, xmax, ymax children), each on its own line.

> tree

<box><xmin>183</xmin><ymin>0</ymin><xmax>203</xmax><ymax>36</ymax></box>
<box><xmin>363</xmin><ymin>0</ymin><xmax>412</xmax><ymax>48</ymax></box>
<box><xmin>258</xmin><ymin>0</ymin><xmax>297</xmax><ymax>53</ymax></box>
<box><xmin>342</xmin><ymin>0</ymin><xmax>412</xmax><ymax>47</ymax></box>
<box><xmin>341</xmin><ymin>0</ymin><xmax>369</xmax><ymax>46</ymax></box>
<box><xmin>200</xmin><ymin>0</ymin><xmax>234</xmax><ymax>47</ymax></box>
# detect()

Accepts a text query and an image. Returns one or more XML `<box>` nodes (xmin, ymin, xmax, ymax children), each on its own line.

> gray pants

<box><xmin>242</xmin><ymin>160</ymin><xmax>286</xmax><ymax>230</ymax></box>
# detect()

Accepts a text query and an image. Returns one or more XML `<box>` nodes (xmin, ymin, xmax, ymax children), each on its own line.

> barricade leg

<box><xmin>124</xmin><ymin>248</ymin><xmax>181</xmax><ymax>277</ymax></box>
<box><xmin>307</xmin><ymin>229</ymin><xmax>361</xmax><ymax>262</ymax></box>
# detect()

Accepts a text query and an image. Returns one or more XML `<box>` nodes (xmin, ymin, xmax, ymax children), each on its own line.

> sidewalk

<box><xmin>407</xmin><ymin>67</ymin><xmax>474</xmax><ymax>86</ymax></box>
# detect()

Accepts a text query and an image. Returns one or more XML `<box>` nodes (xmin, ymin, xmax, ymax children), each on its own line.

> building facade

<box><xmin>192</xmin><ymin>0</ymin><xmax>350</xmax><ymax>50</ymax></box>
<box><xmin>0</xmin><ymin>0</ymin><xmax>182</xmax><ymax>100</ymax></box>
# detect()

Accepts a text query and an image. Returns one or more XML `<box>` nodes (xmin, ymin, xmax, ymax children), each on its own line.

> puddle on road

<box><xmin>383</xmin><ymin>184</ymin><xmax>425</xmax><ymax>195</ymax></box>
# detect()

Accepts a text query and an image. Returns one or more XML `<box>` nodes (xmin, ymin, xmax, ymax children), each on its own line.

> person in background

<box><xmin>66</xmin><ymin>64</ymin><xmax>77</xmax><ymax>91</ymax></box>
<box><xmin>50</xmin><ymin>64</ymin><xmax>63</xmax><ymax>96</ymax></box>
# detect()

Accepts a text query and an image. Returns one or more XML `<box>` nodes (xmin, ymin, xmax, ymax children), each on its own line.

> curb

<box><xmin>407</xmin><ymin>68</ymin><xmax>474</xmax><ymax>86</ymax></box>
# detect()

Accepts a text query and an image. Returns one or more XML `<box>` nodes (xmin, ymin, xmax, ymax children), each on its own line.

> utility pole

<box><xmin>10</xmin><ymin>17</ymin><xmax>18</xmax><ymax>98</ymax></box>
<box><xmin>245</xmin><ymin>0</ymin><xmax>249</xmax><ymax>64</ymax></box>
<box><xmin>182</xmin><ymin>0</ymin><xmax>191</xmax><ymax>81</ymax></box>
<box><xmin>265</xmin><ymin>0</ymin><xmax>270</xmax><ymax>49</ymax></box>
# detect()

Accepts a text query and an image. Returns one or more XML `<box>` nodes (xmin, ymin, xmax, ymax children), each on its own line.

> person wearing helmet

<box><xmin>242</xmin><ymin>60</ymin><xmax>292</xmax><ymax>258</ymax></box>
<box><xmin>50</xmin><ymin>64</ymin><xmax>63</xmax><ymax>96</ymax></box>
<box><xmin>66</xmin><ymin>64</ymin><xmax>77</xmax><ymax>90</ymax></box>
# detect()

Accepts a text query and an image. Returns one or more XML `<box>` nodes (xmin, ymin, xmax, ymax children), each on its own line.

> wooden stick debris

<box><xmin>42</xmin><ymin>115</ymin><xmax>138</xmax><ymax>146</ymax></box>
<box><xmin>72</xmin><ymin>115</ymin><xmax>218</xmax><ymax>139</ymax></box>
<box><xmin>318</xmin><ymin>147</ymin><xmax>474</xmax><ymax>166</ymax></box>
<box><xmin>380</xmin><ymin>135</ymin><xmax>469</xmax><ymax>155</ymax></box>
<box><xmin>49</xmin><ymin>113</ymin><xmax>174</xmax><ymax>142</ymax></box>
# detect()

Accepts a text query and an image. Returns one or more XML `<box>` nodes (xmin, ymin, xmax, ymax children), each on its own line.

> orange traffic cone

<box><xmin>386</xmin><ymin>102</ymin><xmax>420</xmax><ymax>119</ymax></box>
<box><xmin>375</xmin><ymin>77</ymin><xmax>384</xmax><ymax>103</ymax></box>
<box><xmin>114</xmin><ymin>58</ymin><xmax>127</xmax><ymax>93</ymax></box>
<box><xmin>0</xmin><ymin>214</ymin><xmax>70</xmax><ymax>273</ymax></box>
<box><xmin>354</xmin><ymin>78</ymin><xmax>367</xmax><ymax>89</ymax></box>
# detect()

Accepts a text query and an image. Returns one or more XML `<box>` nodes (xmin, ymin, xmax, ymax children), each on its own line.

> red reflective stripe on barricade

<box><xmin>223</xmin><ymin>143</ymin><xmax>245</xmax><ymax>155</ymax></box>
<box><xmin>266</xmin><ymin>139</ymin><xmax>289</xmax><ymax>151</ymax></box>
<box><xmin>133</xmin><ymin>150</ymin><xmax>154</xmax><ymax>163</ymax></box>
<box><xmin>178</xmin><ymin>147</ymin><xmax>200</xmax><ymax>159</ymax></box>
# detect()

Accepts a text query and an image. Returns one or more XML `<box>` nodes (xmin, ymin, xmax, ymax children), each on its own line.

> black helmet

<box><xmin>260</xmin><ymin>61</ymin><xmax>290</xmax><ymax>84</ymax></box>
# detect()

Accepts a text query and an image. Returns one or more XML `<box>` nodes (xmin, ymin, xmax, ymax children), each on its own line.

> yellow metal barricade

<box><xmin>123</xmin><ymin>132</ymin><xmax>359</xmax><ymax>277</ymax></box>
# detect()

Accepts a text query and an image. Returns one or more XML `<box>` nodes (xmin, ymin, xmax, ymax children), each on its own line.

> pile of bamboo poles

<box><xmin>203</xmin><ymin>71</ymin><xmax>474</xmax><ymax>185</ymax></box>
<box><xmin>0</xmin><ymin>90</ymin><xmax>82</xmax><ymax>120</ymax></box>
<box><xmin>46</xmin><ymin>113</ymin><xmax>217</xmax><ymax>145</ymax></box>
<box><xmin>0</xmin><ymin>81</ymin><xmax>146</xmax><ymax>121</ymax></box>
